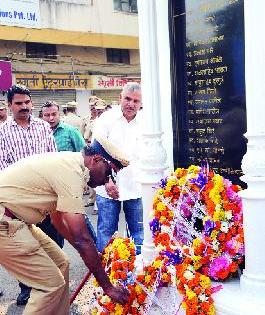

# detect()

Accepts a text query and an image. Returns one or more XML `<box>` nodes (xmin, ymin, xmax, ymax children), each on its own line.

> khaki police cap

<box><xmin>95</xmin><ymin>99</ymin><xmax>106</xmax><ymax>110</ymax></box>
<box><xmin>0</xmin><ymin>101</ymin><xmax>7</xmax><ymax>110</ymax></box>
<box><xmin>62</xmin><ymin>101</ymin><xmax>78</xmax><ymax>108</ymax></box>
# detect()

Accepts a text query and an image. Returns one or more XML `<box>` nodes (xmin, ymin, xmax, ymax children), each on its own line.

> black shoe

<box><xmin>16</xmin><ymin>290</ymin><xmax>30</xmax><ymax>306</ymax></box>
<box><xmin>0</xmin><ymin>289</ymin><xmax>3</xmax><ymax>297</ymax></box>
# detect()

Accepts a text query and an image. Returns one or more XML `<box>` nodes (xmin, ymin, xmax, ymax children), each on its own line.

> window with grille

<box><xmin>26</xmin><ymin>43</ymin><xmax>57</xmax><ymax>59</ymax></box>
<box><xmin>106</xmin><ymin>48</ymin><xmax>130</xmax><ymax>64</ymax></box>
<box><xmin>113</xmin><ymin>0</ymin><xmax>138</xmax><ymax>13</ymax></box>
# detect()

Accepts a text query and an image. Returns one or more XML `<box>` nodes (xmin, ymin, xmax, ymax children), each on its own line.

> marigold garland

<box><xmin>88</xmin><ymin>165</ymin><xmax>244</xmax><ymax>315</ymax></box>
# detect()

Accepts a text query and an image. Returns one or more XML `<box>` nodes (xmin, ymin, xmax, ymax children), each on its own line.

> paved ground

<box><xmin>0</xmin><ymin>206</ymin><xmax>126</xmax><ymax>315</ymax></box>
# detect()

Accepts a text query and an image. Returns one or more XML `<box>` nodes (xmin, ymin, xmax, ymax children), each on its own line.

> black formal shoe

<box><xmin>0</xmin><ymin>289</ymin><xmax>3</xmax><ymax>297</ymax></box>
<box><xmin>16</xmin><ymin>291</ymin><xmax>30</xmax><ymax>306</ymax></box>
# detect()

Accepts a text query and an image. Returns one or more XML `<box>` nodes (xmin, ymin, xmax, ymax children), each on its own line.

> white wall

<box><xmin>156</xmin><ymin>0</ymin><xmax>174</xmax><ymax>171</ymax></box>
<box><xmin>40</xmin><ymin>0</ymin><xmax>139</xmax><ymax>36</ymax></box>
<box><xmin>76</xmin><ymin>89</ymin><xmax>91</xmax><ymax>117</ymax></box>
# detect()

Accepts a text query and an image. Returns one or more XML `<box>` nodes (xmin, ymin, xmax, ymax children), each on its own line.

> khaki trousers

<box><xmin>0</xmin><ymin>218</ymin><xmax>69</xmax><ymax>315</ymax></box>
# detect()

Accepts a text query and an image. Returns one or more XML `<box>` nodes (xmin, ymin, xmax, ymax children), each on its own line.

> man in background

<box><xmin>82</xmin><ymin>97</ymin><xmax>107</xmax><ymax>214</ymax></box>
<box><xmin>82</xmin><ymin>96</ymin><xmax>106</xmax><ymax>144</ymax></box>
<box><xmin>0</xmin><ymin>101</ymin><xmax>8</xmax><ymax>124</ymax></box>
<box><xmin>41</xmin><ymin>101</ymin><xmax>85</xmax><ymax>153</ymax></box>
<box><xmin>62</xmin><ymin>100</ymin><xmax>83</xmax><ymax>132</ymax></box>
<box><xmin>94</xmin><ymin>82</ymin><xmax>144</xmax><ymax>254</ymax></box>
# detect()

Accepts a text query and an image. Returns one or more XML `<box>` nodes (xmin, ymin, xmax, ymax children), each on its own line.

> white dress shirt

<box><xmin>94</xmin><ymin>107</ymin><xmax>142</xmax><ymax>201</ymax></box>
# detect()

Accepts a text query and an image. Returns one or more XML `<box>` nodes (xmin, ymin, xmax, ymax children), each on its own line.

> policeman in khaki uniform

<box><xmin>62</xmin><ymin>100</ymin><xmax>83</xmax><ymax>133</ymax></box>
<box><xmin>81</xmin><ymin>98</ymin><xmax>107</xmax><ymax>211</ymax></box>
<box><xmin>81</xmin><ymin>96</ymin><xmax>106</xmax><ymax>144</ymax></box>
<box><xmin>0</xmin><ymin>142</ymin><xmax>130</xmax><ymax>315</ymax></box>
<box><xmin>0</xmin><ymin>101</ymin><xmax>8</xmax><ymax>124</ymax></box>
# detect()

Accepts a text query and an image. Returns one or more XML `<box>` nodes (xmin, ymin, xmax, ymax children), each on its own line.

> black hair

<box><xmin>7</xmin><ymin>84</ymin><xmax>31</xmax><ymax>103</ymax></box>
<box><xmin>66</xmin><ymin>107</ymin><xmax>76</xmax><ymax>113</ymax></box>
<box><xmin>41</xmin><ymin>101</ymin><xmax>60</xmax><ymax>111</ymax></box>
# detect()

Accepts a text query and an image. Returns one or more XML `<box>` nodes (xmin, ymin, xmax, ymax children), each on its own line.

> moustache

<box><xmin>19</xmin><ymin>109</ymin><xmax>30</xmax><ymax>113</ymax></box>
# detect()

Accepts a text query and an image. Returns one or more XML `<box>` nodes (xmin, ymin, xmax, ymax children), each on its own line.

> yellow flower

<box><xmin>213</xmin><ymin>209</ymin><xmax>225</xmax><ymax>221</ymax></box>
<box><xmin>156</xmin><ymin>202</ymin><xmax>166</xmax><ymax>212</ymax></box>
<box><xmin>200</xmin><ymin>275</ymin><xmax>211</xmax><ymax>289</ymax></box>
<box><xmin>135</xmin><ymin>284</ymin><xmax>142</xmax><ymax>295</ymax></box>
<box><xmin>192</xmin><ymin>239</ymin><xmax>201</xmax><ymax>248</ymax></box>
<box><xmin>145</xmin><ymin>275</ymin><xmax>152</xmax><ymax>284</ymax></box>
<box><xmin>160</xmin><ymin>216</ymin><xmax>167</xmax><ymax>223</ymax></box>
<box><xmin>114</xmin><ymin>304</ymin><xmax>124</xmax><ymax>315</ymax></box>
<box><xmin>186</xmin><ymin>288</ymin><xmax>196</xmax><ymax>300</ymax></box>
<box><xmin>119</xmin><ymin>248</ymin><xmax>131</xmax><ymax>260</ymax></box>
<box><xmin>167</xmin><ymin>176</ymin><xmax>177</xmax><ymax>186</ymax></box>
<box><xmin>181</xmin><ymin>301</ymin><xmax>187</xmax><ymax>309</ymax></box>
<box><xmin>188</xmin><ymin>165</ymin><xmax>200</xmax><ymax>174</ymax></box>
<box><xmin>178</xmin><ymin>177</ymin><xmax>187</xmax><ymax>186</ymax></box>
<box><xmin>211</xmin><ymin>230</ymin><xmax>218</xmax><ymax>239</ymax></box>
<box><xmin>192</xmin><ymin>255</ymin><xmax>202</xmax><ymax>269</ymax></box>
<box><xmin>91</xmin><ymin>308</ymin><xmax>100</xmax><ymax>315</ymax></box>
<box><xmin>153</xmin><ymin>260</ymin><xmax>163</xmax><ymax>269</ymax></box>
<box><xmin>208</xmin><ymin>304</ymin><xmax>216</xmax><ymax>315</ymax></box>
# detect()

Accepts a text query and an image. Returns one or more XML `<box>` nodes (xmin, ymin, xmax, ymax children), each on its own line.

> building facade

<box><xmin>0</xmin><ymin>0</ymin><xmax>140</xmax><ymax>115</ymax></box>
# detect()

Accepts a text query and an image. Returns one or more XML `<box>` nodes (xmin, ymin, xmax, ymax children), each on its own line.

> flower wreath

<box><xmin>89</xmin><ymin>164</ymin><xmax>244</xmax><ymax>315</ymax></box>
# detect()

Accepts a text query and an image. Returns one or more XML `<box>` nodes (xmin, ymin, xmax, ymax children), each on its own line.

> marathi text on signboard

<box><xmin>91</xmin><ymin>75</ymin><xmax>141</xmax><ymax>90</ymax></box>
<box><xmin>0</xmin><ymin>0</ymin><xmax>40</xmax><ymax>29</ymax></box>
<box><xmin>15</xmin><ymin>73</ymin><xmax>91</xmax><ymax>90</ymax></box>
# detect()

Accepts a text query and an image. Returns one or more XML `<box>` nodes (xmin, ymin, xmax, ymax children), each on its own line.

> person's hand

<box><xmin>105</xmin><ymin>179</ymin><xmax>119</xmax><ymax>199</ymax></box>
<box><xmin>104</xmin><ymin>285</ymin><xmax>130</xmax><ymax>305</ymax></box>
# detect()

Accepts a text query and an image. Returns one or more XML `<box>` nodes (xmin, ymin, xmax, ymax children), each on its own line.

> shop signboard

<box><xmin>0</xmin><ymin>0</ymin><xmax>40</xmax><ymax>28</ymax></box>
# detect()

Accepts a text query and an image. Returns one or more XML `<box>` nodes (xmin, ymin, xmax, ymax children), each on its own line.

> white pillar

<box><xmin>137</xmin><ymin>0</ymin><xmax>167</xmax><ymax>263</ymax></box>
<box><xmin>239</xmin><ymin>0</ymin><xmax>265</xmax><ymax>299</ymax></box>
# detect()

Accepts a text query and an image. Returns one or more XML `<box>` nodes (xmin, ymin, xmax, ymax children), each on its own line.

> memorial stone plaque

<box><xmin>169</xmin><ymin>0</ymin><xmax>246</xmax><ymax>186</ymax></box>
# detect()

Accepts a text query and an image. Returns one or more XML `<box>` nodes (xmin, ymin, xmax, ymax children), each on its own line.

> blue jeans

<box><xmin>96</xmin><ymin>195</ymin><xmax>143</xmax><ymax>255</ymax></box>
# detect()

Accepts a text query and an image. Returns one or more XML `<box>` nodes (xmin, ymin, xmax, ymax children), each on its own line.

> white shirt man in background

<box><xmin>93</xmin><ymin>82</ymin><xmax>144</xmax><ymax>254</ymax></box>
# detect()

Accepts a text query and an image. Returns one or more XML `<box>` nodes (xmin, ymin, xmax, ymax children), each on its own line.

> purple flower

<box><xmin>149</xmin><ymin>218</ymin><xmax>161</xmax><ymax>235</ymax></box>
<box><xmin>190</xmin><ymin>169</ymin><xmax>208</xmax><ymax>189</ymax></box>
<box><xmin>159</xmin><ymin>178</ymin><xmax>168</xmax><ymax>188</ymax></box>
<box><xmin>209</xmin><ymin>255</ymin><xmax>231</xmax><ymax>280</ymax></box>
<box><xmin>180</xmin><ymin>203</ymin><xmax>192</xmax><ymax>218</ymax></box>
<box><xmin>161</xmin><ymin>249</ymin><xmax>183</xmax><ymax>265</ymax></box>
<box><xmin>204</xmin><ymin>219</ymin><xmax>216</xmax><ymax>236</ymax></box>
<box><xmin>153</xmin><ymin>177</ymin><xmax>168</xmax><ymax>189</ymax></box>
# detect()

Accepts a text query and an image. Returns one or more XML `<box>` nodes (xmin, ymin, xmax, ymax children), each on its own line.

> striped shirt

<box><xmin>0</xmin><ymin>115</ymin><xmax>57</xmax><ymax>170</ymax></box>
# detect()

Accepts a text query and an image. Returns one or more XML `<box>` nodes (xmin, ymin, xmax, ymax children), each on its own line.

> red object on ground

<box><xmin>70</xmin><ymin>271</ymin><xmax>92</xmax><ymax>305</ymax></box>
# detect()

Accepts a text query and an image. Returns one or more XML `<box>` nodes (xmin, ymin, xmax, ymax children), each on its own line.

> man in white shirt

<box><xmin>93</xmin><ymin>82</ymin><xmax>143</xmax><ymax>254</ymax></box>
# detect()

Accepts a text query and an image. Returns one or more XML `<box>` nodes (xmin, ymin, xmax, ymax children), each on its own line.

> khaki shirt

<box><xmin>62</xmin><ymin>113</ymin><xmax>83</xmax><ymax>133</ymax></box>
<box><xmin>0</xmin><ymin>152</ymin><xmax>88</xmax><ymax>224</ymax></box>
